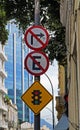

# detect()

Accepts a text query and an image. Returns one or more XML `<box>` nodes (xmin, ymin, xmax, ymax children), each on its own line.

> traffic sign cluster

<box><xmin>24</xmin><ymin>25</ymin><xmax>49</xmax><ymax>76</ymax></box>
<box><xmin>21</xmin><ymin>25</ymin><xmax>53</xmax><ymax>115</ymax></box>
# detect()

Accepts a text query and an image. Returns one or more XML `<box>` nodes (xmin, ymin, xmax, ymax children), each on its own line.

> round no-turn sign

<box><xmin>24</xmin><ymin>25</ymin><xmax>49</xmax><ymax>51</ymax></box>
<box><xmin>24</xmin><ymin>51</ymin><xmax>49</xmax><ymax>76</ymax></box>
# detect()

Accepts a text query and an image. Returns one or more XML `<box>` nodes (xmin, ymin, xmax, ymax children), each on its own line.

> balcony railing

<box><xmin>8</xmin><ymin>121</ymin><xmax>18</xmax><ymax>128</ymax></box>
<box><xmin>0</xmin><ymin>44</ymin><xmax>7</xmax><ymax>61</ymax></box>
<box><xmin>0</xmin><ymin>120</ymin><xmax>8</xmax><ymax>129</ymax></box>
<box><xmin>0</xmin><ymin>102</ymin><xmax>8</xmax><ymax>112</ymax></box>
<box><xmin>0</xmin><ymin>85</ymin><xmax>7</xmax><ymax>94</ymax></box>
<box><xmin>0</xmin><ymin>51</ymin><xmax>7</xmax><ymax>61</ymax></box>
<box><xmin>0</xmin><ymin>68</ymin><xmax>7</xmax><ymax>78</ymax></box>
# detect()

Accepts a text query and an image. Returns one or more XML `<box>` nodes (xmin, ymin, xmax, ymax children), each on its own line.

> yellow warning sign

<box><xmin>21</xmin><ymin>81</ymin><xmax>53</xmax><ymax>115</ymax></box>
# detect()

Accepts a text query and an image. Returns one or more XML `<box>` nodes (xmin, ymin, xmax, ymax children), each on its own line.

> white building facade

<box><xmin>0</xmin><ymin>43</ymin><xmax>18</xmax><ymax>130</ymax></box>
<box><xmin>0</xmin><ymin>43</ymin><xmax>8</xmax><ymax>130</ymax></box>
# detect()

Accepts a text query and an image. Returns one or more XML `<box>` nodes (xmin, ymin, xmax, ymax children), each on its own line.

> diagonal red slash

<box><xmin>29</xmin><ymin>54</ymin><xmax>45</xmax><ymax>72</ymax></box>
<box><xmin>29</xmin><ymin>29</ymin><xmax>45</xmax><ymax>46</ymax></box>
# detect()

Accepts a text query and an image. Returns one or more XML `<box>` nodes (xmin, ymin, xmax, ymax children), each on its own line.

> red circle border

<box><xmin>24</xmin><ymin>25</ymin><xmax>49</xmax><ymax>51</ymax></box>
<box><xmin>24</xmin><ymin>51</ymin><xmax>49</xmax><ymax>76</ymax></box>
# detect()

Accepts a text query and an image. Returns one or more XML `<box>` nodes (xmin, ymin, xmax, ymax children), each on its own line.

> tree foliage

<box><xmin>45</xmin><ymin>27</ymin><xmax>67</xmax><ymax>65</ymax></box>
<box><xmin>3</xmin><ymin>0</ymin><xmax>61</xmax><ymax>31</ymax></box>
<box><xmin>0</xmin><ymin>0</ymin><xmax>67</xmax><ymax>65</ymax></box>
<box><xmin>0</xmin><ymin>0</ymin><xmax>8</xmax><ymax>44</ymax></box>
<box><xmin>5</xmin><ymin>0</ymin><xmax>34</xmax><ymax>31</ymax></box>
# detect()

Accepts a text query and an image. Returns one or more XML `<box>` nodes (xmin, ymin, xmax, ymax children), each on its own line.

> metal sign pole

<box><xmin>34</xmin><ymin>76</ymin><xmax>40</xmax><ymax>130</ymax></box>
<box><xmin>34</xmin><ymin>0</ymin><xmax>40</xmax><ymax>25</ymax></box>
<box><xmin>34</xmin><ymin>0</ymin><xmax>40</xmax><ymax>130</ymax></box>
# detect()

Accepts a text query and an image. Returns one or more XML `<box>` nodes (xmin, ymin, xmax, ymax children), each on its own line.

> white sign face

<box><xmin>24</xmin><ymin>25</ymin><xmax>49</xmax><ymax>51</ymax></box>
<box><xmin>24</xmin><ymin>51</ymin><xmax>49</xmax><ymax>76</ymax></box>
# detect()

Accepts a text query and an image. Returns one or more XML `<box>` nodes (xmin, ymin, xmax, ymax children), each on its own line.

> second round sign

<box><xmin>24</xmin><ymin>51</ymin><xmax>49</xmax><ymax>76</ymax></box>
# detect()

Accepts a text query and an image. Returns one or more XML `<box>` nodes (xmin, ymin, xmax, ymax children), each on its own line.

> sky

<box><xmin>40</xmin><ymin>59</ymin><xmax>59</xmax><ymax>125</ymax></box>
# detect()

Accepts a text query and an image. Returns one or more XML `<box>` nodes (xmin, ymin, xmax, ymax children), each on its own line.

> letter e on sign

<box><xmin>24</xmin><ymin>51</ymin><xmax>49</xmax><ymax>76</ymax></box>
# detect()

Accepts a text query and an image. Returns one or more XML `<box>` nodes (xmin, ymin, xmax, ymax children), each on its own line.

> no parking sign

<box><xmin>24</xmin><ymin>51</ymin><xmax>49</xmax><ymax>76</ymax></box>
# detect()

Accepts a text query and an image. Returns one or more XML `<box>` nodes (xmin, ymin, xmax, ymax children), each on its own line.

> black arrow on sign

<box><xmin>31</xmin><ymin>33</ymin><xmax>44</xmax><ymax>45</ymax></box>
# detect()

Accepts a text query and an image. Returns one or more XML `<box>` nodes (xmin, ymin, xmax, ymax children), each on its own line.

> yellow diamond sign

<box><xmin>21</xmin><ymin>81</ymin><xmax>53</xmax><ymax>115</ymax></box>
